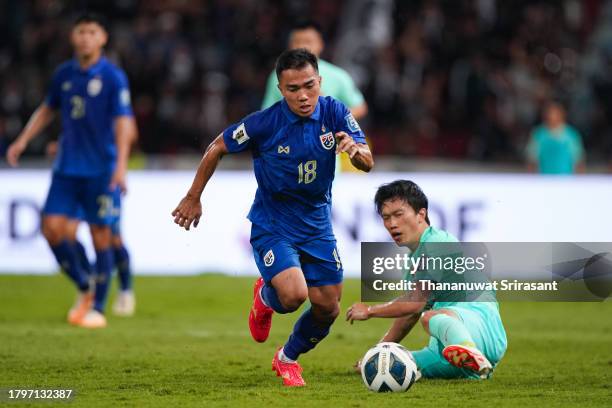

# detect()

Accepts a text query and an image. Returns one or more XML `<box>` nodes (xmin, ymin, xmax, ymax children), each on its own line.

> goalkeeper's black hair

<box><xmin>374</xmin><ymin>180</ymin><xmax>430</xmax><ymax>224</ymax></box>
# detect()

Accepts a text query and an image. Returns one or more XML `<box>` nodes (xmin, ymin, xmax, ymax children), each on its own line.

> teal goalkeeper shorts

<box><xmin>412</xmin><ymin>302</ymin><xmax>508</xmax><ymax>379</ymax></box>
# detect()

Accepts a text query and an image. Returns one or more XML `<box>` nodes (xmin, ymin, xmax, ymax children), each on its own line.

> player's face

<box><xmin>278</xmin><ymin>64</ymin><xmax>321</xmax><ymax>117</ymax></box>
<box><xmin>71</xmin><ymin>22</ymin><xmax>107</xmax><ymax>59</ymax></box>
<box><xmin>544</xmin><ymin>105</ymin><xmax>565</xmax><ymax>128</ymax></box>
<box><xmin>289</xmin><ymin>28</ymin><xmax>324</xmax><ymax>57</ymax></box>
<box><xmin>380</xmin><ymin>199</ymin><xmax>427</xmax><ymax>246</ymax></box>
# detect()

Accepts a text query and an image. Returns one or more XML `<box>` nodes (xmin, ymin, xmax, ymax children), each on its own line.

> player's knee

<box><xmin>311</xmin><ymin>301</ymin><xmax>340</xmax><ymax>323</ymax></box>
<box><xmin>42</xmin><ymin>219</ymin><xmax>64</xmax><ymax>245</ymax></box>
<box><xmin>421</xmin><ymin>311</ymin><xmax>436</xmax><ymax>333</ymax></box>
<box><xmin>279</xmin><ymin>289</ymin><xmax>308</xmax><ymax>312</ymax></box>
<box><xmin>111</xmin><ymin>235</ymin><xmax>123</xmax><ymax>248</ymax></box>
<box><xmin>90</xmin><ymin>225</ymin><xmax>112</xmax><ymax>249</ymax></box>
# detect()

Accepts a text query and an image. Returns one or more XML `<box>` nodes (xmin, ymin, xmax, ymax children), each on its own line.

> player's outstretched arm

<box><xmin>346</xmin><ymin>283</ymin><xmax>428</xmax><ymax>323</ymax></box>
<box><xmin>335</xmin><ymin>131</ymin><xmax>374</xmax><ymax>172</ymax></box>
<box><xmin>172</xmin><ymin>134</ymin><xmax>229</xmax><ymax>231</ymax></box>
<box><xmin>380</xmin><ymin>313</ymin><xmax>421</xmax><ymax>343</ymax></box>
<box><xmin>6</xmin><ymin>103</ymin><xmax>56</xmax><ymax>167</ymax></box>
<box><xmin>346</xmin><ymin>298</ymin><xmax>425</xmax><ymax>323</ymax></box>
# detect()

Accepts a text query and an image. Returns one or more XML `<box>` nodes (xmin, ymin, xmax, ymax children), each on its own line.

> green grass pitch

<box><xmin>0</xmin><ymin>274</ymin><xmax>610</xmax><ymax>407</ymax></box>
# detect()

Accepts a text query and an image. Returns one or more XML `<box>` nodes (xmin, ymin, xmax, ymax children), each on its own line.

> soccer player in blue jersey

<box><xmin>347</xmin><ymin>180</ymin><xmax>507</xmax><ymax>379</ymax></box>
<box><xmin>6</xmin><ymin>14</ymin><xmax>136</xmax><ymax>328</ymax></box>
<box><xmin>172</xmin><ymin>49</ymin><xmax>374</xmax><ymax>387</ymax></box>
<box><xmin>46</xmin><ymin>140</ymin><xmax>135</xmax><ymax>316</ymax></box>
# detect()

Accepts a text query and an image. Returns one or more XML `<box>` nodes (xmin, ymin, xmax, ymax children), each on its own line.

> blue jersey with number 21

<box><xmin>45</xmin><ymin>57</ymin><xmax>133</xmax><ymax>177</ymax></box>
<box><xmin>223</xmin><ymin>96</ymin><xmax>365</xmax><ymax>242</ymax></box>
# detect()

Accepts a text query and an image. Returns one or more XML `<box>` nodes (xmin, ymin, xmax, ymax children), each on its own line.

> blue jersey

<box><xmin>45</xmin><ymin>57</ymin><xmax>133</xmax><ymax>177</ymax></box>
<box><xmin>223</xmin><ymin>96</ymin><xmax>366</xmax><ymax>242</ymax></box>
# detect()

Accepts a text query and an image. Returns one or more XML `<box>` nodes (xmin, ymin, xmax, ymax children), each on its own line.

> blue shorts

<box><xmin>43</xmin><ymin>173</ymin><xmax>119</xmax><ymax>226</ymax></box>
<box><xmin>73</xmin><ymin>185</ymin><xmax>122</xmax><ymax>234</ymax></box>
<box><xmin>250</xmin><ymin>224</ymin><xmax>343</xmax><ymax>287</ymax></box>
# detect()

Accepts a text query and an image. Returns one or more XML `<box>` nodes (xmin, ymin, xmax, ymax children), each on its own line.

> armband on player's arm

<box><xmin>186</xmin><ymin>134</ymin><xmax>229</xmax><ymax>199</ymax></box>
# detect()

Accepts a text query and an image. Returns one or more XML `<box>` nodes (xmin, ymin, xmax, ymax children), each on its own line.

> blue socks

<box><xmin>260</xmin><ymin>283</ymin><xmax>289</xmax><ymax>314</ymax></box>
<box><xmin>50</xmin><ymin>240</ymin><xmax>89</xmax><ymax>292</ymax></box>
<box><xmin>282</xmin><ymin>308</ymin><xmax>332</xmax><ymax>361</ymax></box>
<box><xmin>75</xmin><ymin>240</ymin><xmax>133</xmax><ymax>291</ymax></box>
<box><xmin>428</xmin><ymin>313</ymin><xmax>476</xmax><ymax>348</ymax></box>
<box><xmin>74</xmin><ymin>240</ymin><xmax>93</xmax><ymax>277</ymax></box>
<box><xmin>93</xmin><ymin>248</ymin><xmax>114</xmax><ymax>313</ymax></box>
<box><xmin>114</xmin><ymin>244</ymin><xmax>132</xmax><ymax>291</ymax></box>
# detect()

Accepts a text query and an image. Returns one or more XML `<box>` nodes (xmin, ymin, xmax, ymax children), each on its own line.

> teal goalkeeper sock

<box><xmin>428</xmin><ymin>313</ymin><xmax>476</xmax><ymax>348</ymax></box>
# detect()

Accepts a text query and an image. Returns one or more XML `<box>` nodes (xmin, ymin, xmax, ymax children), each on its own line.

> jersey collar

<box><xmin>281</xmin><ymin>98</ymin><xmax>321</xmax><ymax>123</ymax></box>
<box><xmin>71</xmin><ymin>56</ymin><xmax>106</xmax><ymax>75</ymax></box>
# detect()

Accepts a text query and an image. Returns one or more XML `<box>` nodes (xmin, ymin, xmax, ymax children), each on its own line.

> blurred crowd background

<box><xmin>1</xmin><ymin>0</ymin><xmax>612</xmax><ymax>168</ymax></box>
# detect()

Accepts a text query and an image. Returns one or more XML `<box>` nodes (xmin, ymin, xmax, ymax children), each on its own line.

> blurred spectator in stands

<box><xmin>0</xmin><ymin>0</ymin><xmax>607</xmax><ymax>165</ymax></box>
<box><xmin>526</xmin><ymin>101</ymin><xmax>585</xmax><ymax>174</ymax></box>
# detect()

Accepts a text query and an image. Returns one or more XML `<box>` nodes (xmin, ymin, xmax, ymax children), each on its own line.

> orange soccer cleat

<box><xmin>443</xmin><ymin>344</ymin><xmax>492</xmax><ymax>378</ymax></box>
<box><xmin>272</xmin><ymin>348</ymin><xmax>306</xmax><ymax>387</ymax></box>
<box><xmin>248</xmin><ymin>278</ymin><xmax>274</xmax><ymax>343</ymax></box>
<box><xmin>67</xmin><ymin>291</ymin><xmax>94</xmax><ymax>325</ymax></box>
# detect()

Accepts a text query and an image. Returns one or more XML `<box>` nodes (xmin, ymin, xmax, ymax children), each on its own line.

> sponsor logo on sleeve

<box><xmin>232</xmin><ymin>123</ymin><xmax>250</xmax><ymax>145</ymax></box>
<box><xmin>345</xmin><ymin>113</ymin><xmax>361</xmax><ymax>133</ymax></box>
<box><xmin>120</xmin><ymin>89</ymin><xmax>131</xmax><ymax>107</ymax></box>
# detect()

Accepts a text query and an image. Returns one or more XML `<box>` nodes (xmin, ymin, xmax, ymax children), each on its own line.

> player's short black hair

<box><xmin>290</xmin><ymin>20</ymin><xmax>323</xmax><ymax>35</ymax></box>
<box><xmin>374</xmin><ymin>180</ymin><xmax>430</xmax><ymax>224</ymax></box>
<box><xmin>275</xmin><ymin>48</ymin><xmax>319</xmax><ymax>80</ymax></box>
<box><xmin>73</xmin><ymin>12</ymin><xmax>108</xmax><ymax>31</ymax></box>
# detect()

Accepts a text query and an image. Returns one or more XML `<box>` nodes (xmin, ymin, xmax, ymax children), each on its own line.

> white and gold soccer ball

<box><xmin>360</xmin><ymin>342</ymin><xmax>418</xmax><ymax>392</ymax></box>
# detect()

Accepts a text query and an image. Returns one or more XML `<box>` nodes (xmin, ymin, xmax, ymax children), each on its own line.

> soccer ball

<box><xmin>360</xmin><ymin>342</ymin><xmax>418</xmax><ymax>392</ymax></box>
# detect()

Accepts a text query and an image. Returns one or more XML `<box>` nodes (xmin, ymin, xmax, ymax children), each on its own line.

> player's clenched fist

<box><xmin>335</xmin><ymin>131</ymin><xmax>359</xmax><ymax>158</ymax></box>
<box><xmin>172</xmin><ymin>195</ymin><xmax>202</xmax><ymax>231</ymax></box>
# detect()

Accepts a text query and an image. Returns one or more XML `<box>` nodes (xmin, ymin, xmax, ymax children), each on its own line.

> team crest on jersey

<box><xmin>344</xmin><ymin>113</ymin><xmax>361</xmax><ymax>133</ymax></box>
<box><xmin>87</xmin><ymin>77</ymin><xmax>103</xmax><ymax>96</ymax></box>
<box><xmin>232</xmin><ymin>123</ymin><xmax>250</xmax><ymax>145</ymax></box>
<box><xmin>319</xmin><ymin>131</ymin><xmax>335</xmax><ymax>150</ymax></box>
<box><xmin>61</xmin><ymin>81</ymin><xmax>72</xmax><ymax>91</ymax></box>
<box><xmin>264</xmin><ymin>249</ymin><xmax>275</xmax><ymax>267</ymax></box>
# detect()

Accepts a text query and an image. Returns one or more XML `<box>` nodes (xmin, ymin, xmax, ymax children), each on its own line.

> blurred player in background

<box><xmin>262</xmin><ymin>21</ymin><xmax>368</xmax><ymax>172</ymax></box>
<box><xmin>526</xmin><ymin>101</ymin><xmax>586</xmax><ymax>174</ymax></box>
<box><xmin>46</xmin><ymin>140</ymin><xmax>136</xmax><ymax>317</ymax></box>
<box><xmin>5</xmin><ymin>13</ymin><xmax>136</xmax><ymax>328</ymax></box>
<box><xmin>347</xmin><ymin>180</ymin><xmax>507</xmax><ymax>379</ymax></box>
<box><xmin>173</xmin><ymin>49</ymin><xmax>373</xmax><ymax>386</ymax></box>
